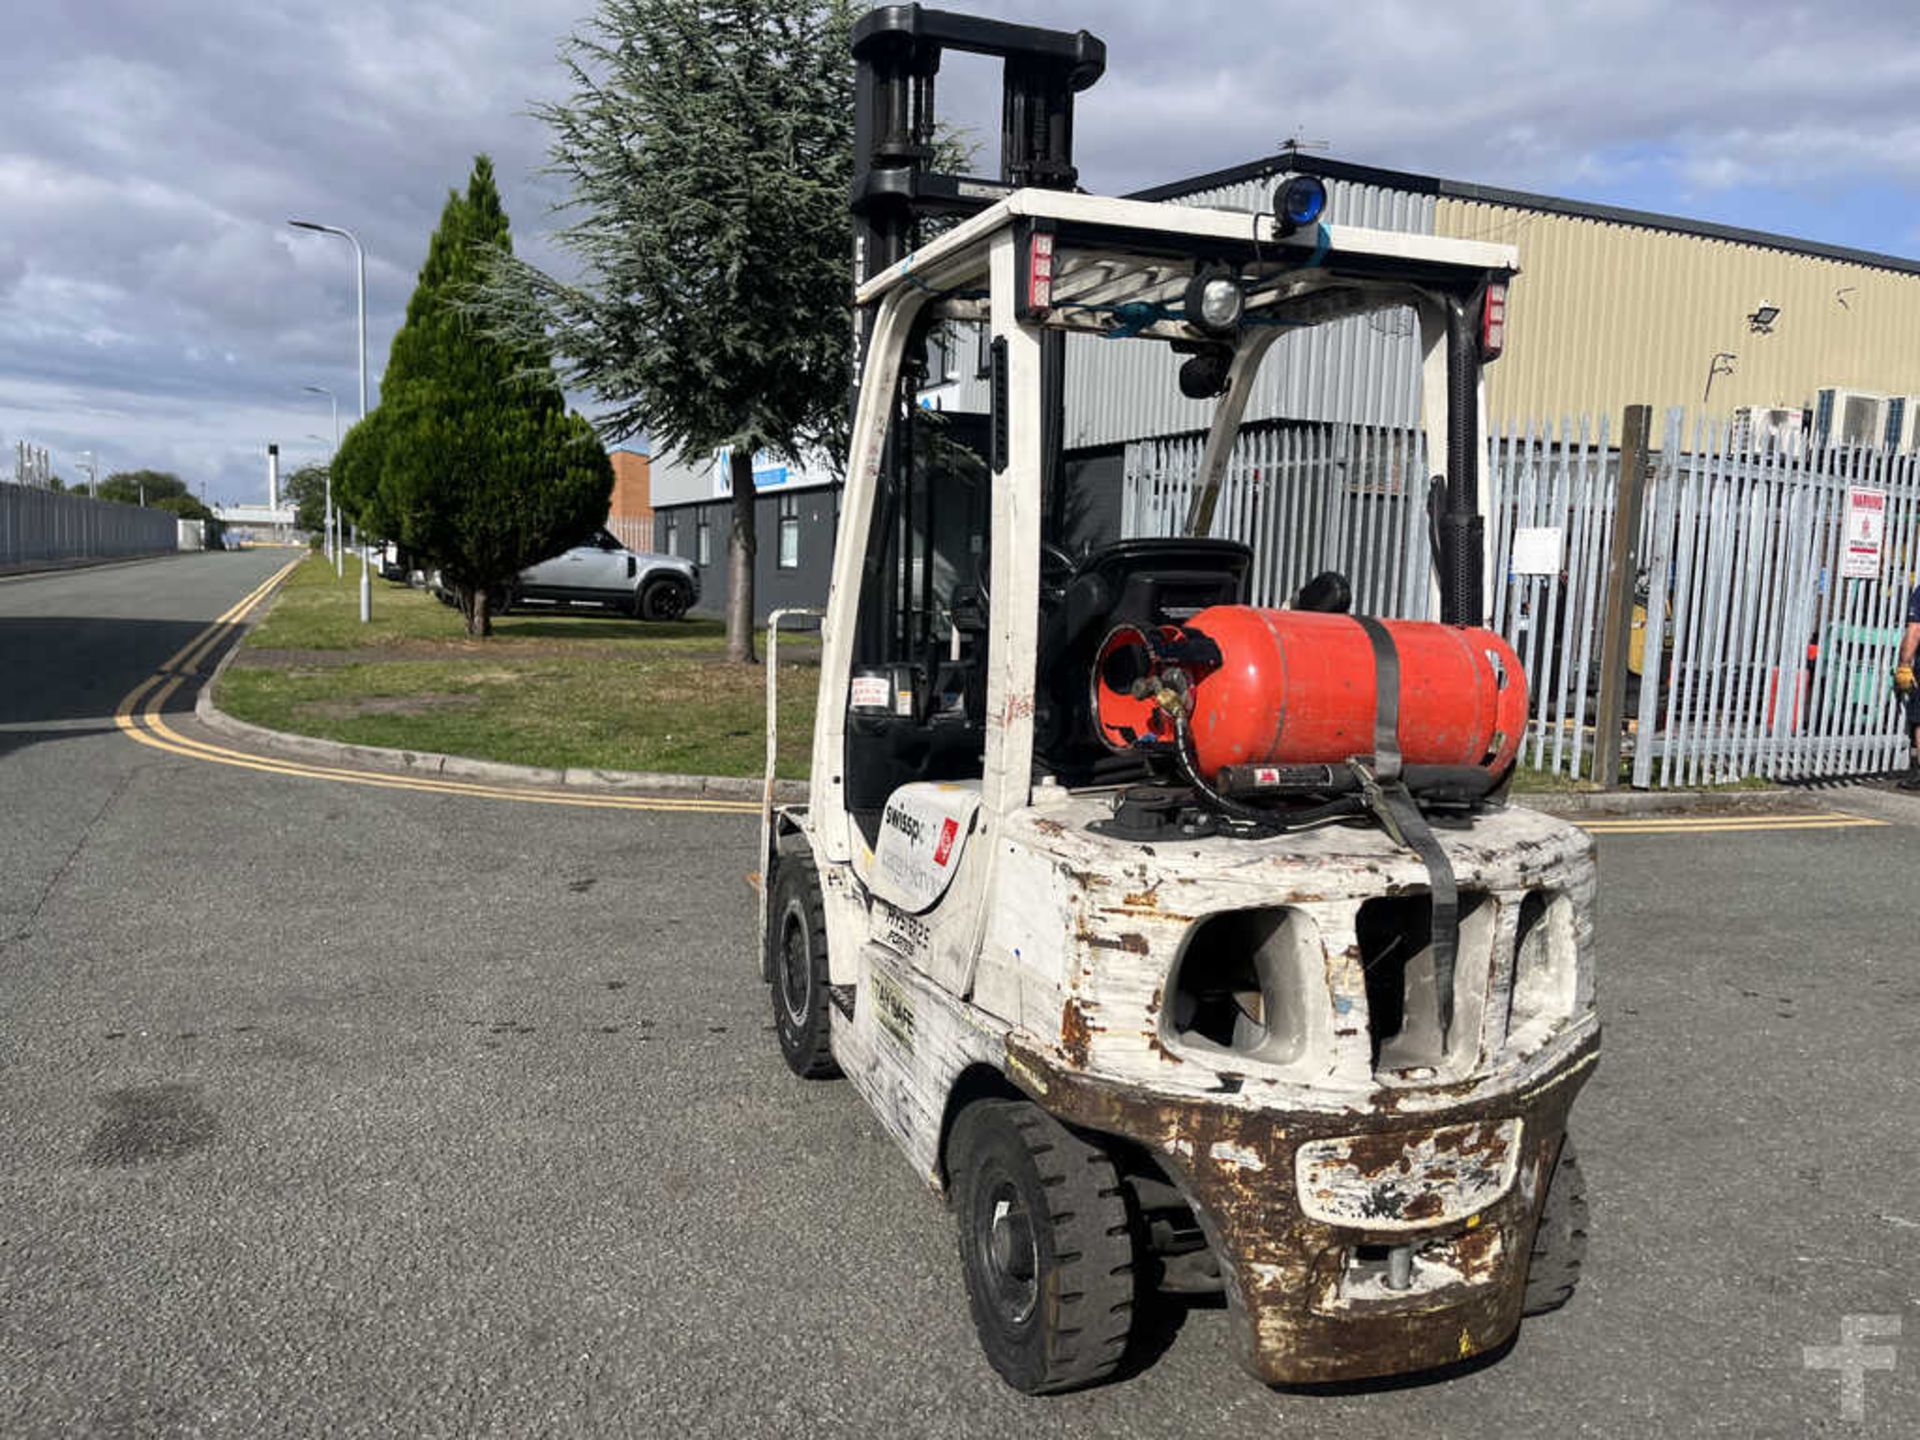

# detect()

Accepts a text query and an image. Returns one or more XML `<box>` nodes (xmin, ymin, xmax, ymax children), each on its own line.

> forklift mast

<box><xmin>849</xmin><ymin>5</ymin><xmax>1105</xmax><ymax>388</ymax></box>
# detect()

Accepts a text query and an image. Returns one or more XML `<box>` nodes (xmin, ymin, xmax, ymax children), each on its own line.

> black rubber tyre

<box><xmin>948</xmin><ymin>1100</ymin><xmax>1137</xmax><ymax>1394</ymax></box>
<box><xmin>1523</xmin><ymin>1134</ymin><xmax>1589</xmax><ymax>1316</ymax></box>
<box><xmin>639</xmin><ymin>578</ymin><xmax>692</xmax><ymax>622</ymax></box>
<box><xmin>768</xmin><ymin>857</ymin><xmax>838</xmax><ymax>1079</ymax></box>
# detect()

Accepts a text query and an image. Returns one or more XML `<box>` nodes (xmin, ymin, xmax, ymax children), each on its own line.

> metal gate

<box><xmin>1121</xmin><ymin>411</ymin><xmax>1920</xmax><ymax>787</ymax></box>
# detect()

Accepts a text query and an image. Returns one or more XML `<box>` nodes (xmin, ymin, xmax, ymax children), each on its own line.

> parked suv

<box><xmin>510</xmin><ymin>530</ymin><xmax>698</xmax><ymax>621</ymax></box>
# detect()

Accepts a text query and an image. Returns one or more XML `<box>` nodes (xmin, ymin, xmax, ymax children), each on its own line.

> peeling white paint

<box><xmin>1209</xmin><ymin>1140</ymin><xmax>1267</xmax><ymax>1171</ymax></box>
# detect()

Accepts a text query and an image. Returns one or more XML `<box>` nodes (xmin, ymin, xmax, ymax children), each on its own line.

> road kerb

<box><xmin>195</xmin><ymin>640</ymin><xmax>809</xmax><ymax>803</ymax></box>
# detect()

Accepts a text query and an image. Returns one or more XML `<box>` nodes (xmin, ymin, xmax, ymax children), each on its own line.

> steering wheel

<box><xmin>970</xmin><ymin>542</ymin><xmax>1080</xmax><ymax>612</ymax></box>
<box><xmin>1041</xmin><ymin>542</ymin><xmax>1078</xmax><ymax>584</ymax></box>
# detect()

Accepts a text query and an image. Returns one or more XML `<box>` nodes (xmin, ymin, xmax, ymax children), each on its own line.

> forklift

<box><xmin>760</xmin><ymin>4</ymin><xmax>1597</xmax><ymax>1392</ymax></box>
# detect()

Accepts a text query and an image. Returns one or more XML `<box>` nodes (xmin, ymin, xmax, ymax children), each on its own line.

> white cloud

<box><xmin>1</xmin><ymin>0</ymin><xmax>1916</xmax><ymax>502</ymax></box>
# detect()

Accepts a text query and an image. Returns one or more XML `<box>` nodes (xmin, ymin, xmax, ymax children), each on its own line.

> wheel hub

<box><xmin>778</xmin><ymin>909</ymin><xmax>810</xmax><ymax>1024</ymax></box>
<box><xmin>978</xmin><ymin>1180</ymin><xmax>1038</xmax><ymax>1324</ymax></box>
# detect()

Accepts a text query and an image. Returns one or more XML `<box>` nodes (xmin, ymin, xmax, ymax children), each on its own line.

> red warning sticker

<box><xmin>933</xmin><ymin>817</ymin><xmax>959</xmax><ymax>867</ymax></box>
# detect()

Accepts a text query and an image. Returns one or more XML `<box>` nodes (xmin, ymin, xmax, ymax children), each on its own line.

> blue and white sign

<box><xmin>715</xmin><ymin>447</ymin><xmax>801</xmax><ymax>495</ymax></box>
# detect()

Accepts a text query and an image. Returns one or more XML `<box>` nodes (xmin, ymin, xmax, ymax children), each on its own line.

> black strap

<box><xmin>1353</xmin><ymin>615</ymin><xmax>1403</xmax><ymax>781</ymax></box>
<box><xmin>1351</xmin><ymin>616</ymin><xmax>1459</xmax><ymax>1047</ymax></box>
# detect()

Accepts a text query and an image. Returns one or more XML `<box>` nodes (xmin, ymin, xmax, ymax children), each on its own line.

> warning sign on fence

<box><xmin>1842</xmin><ymin>486</ymin><xmax>1886</xmax><ymax>579</ymax></box>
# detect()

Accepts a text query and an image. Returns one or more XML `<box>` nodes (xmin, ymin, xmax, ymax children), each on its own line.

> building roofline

<box><xmin>1129</xmin><ymin>152</ymin><xmax>1920</xmax><ymax>279</ymax></box>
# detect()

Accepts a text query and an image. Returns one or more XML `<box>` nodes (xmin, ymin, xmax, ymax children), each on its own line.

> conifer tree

<box><xmin>336</xmin><ymin>156</ymin><xmax>612</xmax><ymax>636</ymax></box>
<box><xmin>478</xmin><ymin>1</ymin><xmax>856</xmax><ymax>662</ymax></box>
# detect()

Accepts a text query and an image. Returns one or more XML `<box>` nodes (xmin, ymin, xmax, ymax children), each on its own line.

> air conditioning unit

<box><xmin>1730</xmin><ymin>405</ymin><xmax>1805</xmax><ymax>455</ymax></box>
<box><xmin>1814</xmin><ymin>387</ymin><xmax>1887</xmax><ymax>448</ymax></box>
<box><xmin>1883</xmin><ymin>395</ymin><xmax>1920</xmax><ymax>453</ymax></box>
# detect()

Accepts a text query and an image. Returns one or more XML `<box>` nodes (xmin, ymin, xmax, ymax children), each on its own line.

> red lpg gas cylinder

<box><xmin>1093</xmin><ymin>607</ymin><xmax>1527</xmax><ymax>779</ymax></box>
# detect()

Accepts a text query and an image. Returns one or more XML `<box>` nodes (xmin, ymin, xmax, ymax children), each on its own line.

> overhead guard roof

<box><xmin>855</xmin><ymin>188</ymin><xmax>1520</xmax><ymax>311</ymax></box>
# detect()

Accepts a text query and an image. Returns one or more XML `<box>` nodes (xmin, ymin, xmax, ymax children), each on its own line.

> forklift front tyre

<box><xmin>1522</xmin><ymin>1134</ymin><xmax>1589</xmax><ymax>1316</ymax></box>
<box><xmin>949</xmin><ymin>1100</ymin><xmax>1137</xmax><ymax>1394</ymax></box>
<box><xmin>769</xmin><ymin>858</ymin><xmax>838</xmax><ymax>1079</ymax></box>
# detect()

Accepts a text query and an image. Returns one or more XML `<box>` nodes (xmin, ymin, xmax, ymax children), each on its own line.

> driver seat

<box><xmin>1033</xmin><ymin>537</ymin><xmax>1252</xmax><ymax>782</ymax></box>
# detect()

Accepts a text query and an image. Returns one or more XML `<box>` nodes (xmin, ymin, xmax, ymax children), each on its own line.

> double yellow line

<box><xmin>114</xmin><ymin>559</ymin><xmax>760</xmax><ymax>816</ymax></box>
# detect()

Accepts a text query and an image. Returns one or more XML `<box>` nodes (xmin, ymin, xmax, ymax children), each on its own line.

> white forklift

<box><xmin>761</xmin><ymin>5</ymin><xmax>1596</xmax><ymax>1393</ymax></box>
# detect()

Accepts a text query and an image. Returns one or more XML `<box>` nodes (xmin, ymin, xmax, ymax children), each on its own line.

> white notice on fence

<box><xmin>1842</xmin><ymin>487</ymin><xmax>1887</xmax><ymax>578</ymax></box>
<box><xmin>1510</xmin><ymin>526</ymin><xmax>1564</xmax><ymax>576</ymax></box>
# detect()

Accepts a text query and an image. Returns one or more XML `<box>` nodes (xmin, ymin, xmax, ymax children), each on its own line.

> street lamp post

<box><xmin>289</xmin><ymin>217</ymin><xmax>370</xmax><ymax>622</ymax></box>
<box><xmin>303</xmin><ymin>384</ymin><xmax>339</xmax><ymax>569</ymax></box>
<box><xmin>75</xmin><ymin>450</ymin><xmax>97</xmax><ymax>497</ymax></box>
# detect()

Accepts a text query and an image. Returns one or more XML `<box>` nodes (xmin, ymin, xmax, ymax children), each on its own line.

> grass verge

<box><xmin>218</xmin><ymin>553</ymin><xmax>820</xmax><ymax>777</ymax></box>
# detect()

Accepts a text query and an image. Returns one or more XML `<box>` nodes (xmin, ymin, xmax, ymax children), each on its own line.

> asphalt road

<box><xmin>2</xmin><ymin>553</ymin><xmax>1915</xmax><ymax>1438</ymax></box>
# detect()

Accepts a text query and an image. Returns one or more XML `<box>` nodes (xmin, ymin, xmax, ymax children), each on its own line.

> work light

<box><xmin>1184</xmin><ymin>265</ymin><xmax>1244</xmax><ymax>335</ymax></box>
<box><xmin>1274</xmin><ymin>174</ymin><xmax>1327</xmax><ymax>236</ymax></box>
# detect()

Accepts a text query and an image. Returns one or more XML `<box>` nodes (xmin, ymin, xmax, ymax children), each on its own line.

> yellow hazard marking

<box><xmin>1579</xmin><ymin>813</ymin><xmax>1886</xmax><ymax>835</ymax></box>
<box><xmin>114</xmin><ymin>559</ymin><xmax>760</xmax><ymax>817</ymax></box>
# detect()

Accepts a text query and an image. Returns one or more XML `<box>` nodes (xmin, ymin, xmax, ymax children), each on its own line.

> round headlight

<box><xmin>1274</xmin><ymin>174</ymin><xmax>1327</xmax><ymax>233</ymax></box>
<box><xmin>1184</xmin><ymin>266</ymin><xmax>1243</xmax><ymax>335</ymax></box>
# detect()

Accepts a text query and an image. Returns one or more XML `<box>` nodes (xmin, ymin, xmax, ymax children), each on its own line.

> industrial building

<box><xmin>647</xmin><ymin>445</ymin><xmax>842</xmax><ymax>619</ymax></box>
<box><xmin>654</xmin><ymin>151</ymin><xmax>1920</xmax><ymax>620</ymax></box>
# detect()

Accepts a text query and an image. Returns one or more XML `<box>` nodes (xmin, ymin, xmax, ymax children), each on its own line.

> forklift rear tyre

<box><xmin>769</xmin><ymin>858</ymin><xmax>838</xmax><ymax>1079</ymax></box>
<box><xmin>1522</xmin><ymin>1134</ymin><xmax>1589</xmax><ymax>1316</ymax></box>
<box><xmin>949</xmin><ymin>1100</ymin><xmax>1136</xmax><ymax>1394</ymax></box>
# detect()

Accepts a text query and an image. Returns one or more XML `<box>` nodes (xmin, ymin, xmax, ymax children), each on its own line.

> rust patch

<box><xmin>1032</xmin><ymin>818</ymin><xmax>1067</xmax><ymax>837</ymax></box>
<box><xmin>1002</xmin><ymin>1029</ymin><xmax>1598</xmax><ymax>1385</ymax></box>
<box><xmin>1147</xmin><ymin>985</ymin><xmax>1164</xmax><ymax>1015</ymax></box>
<box><xmin>1144</xmin><ymin>1032</ymin><xmax>1185</xmax><ymax>1064</ymax></box>
<box><xmin>1101</xmin><ymin>904</ymin><xmax>1194</xmax><ymax>922</ymax></box>
<box><xmin>1059</xmin><ymin>997</ymin><xmax>1097</xmax><ymax>1068</ymax></box>
<box><xmin>1084</xmin><ymin>931</ymin><xmax>1150</xmax><ymax>955</ymax></box>
<box><xmin>1452</xmin><ymin>1222</ymin><xmax>1502</xmax><ymax>1283</ymax></box>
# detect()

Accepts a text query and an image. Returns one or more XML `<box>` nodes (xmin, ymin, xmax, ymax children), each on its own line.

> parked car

<box><xmin>424</xmin><ymin>534</ymin><xmax>698</xmax><ymax>620</ymax></box>
<box><xmin>511</xmin><ymin>530</ymin><xmax>699</xmax><ymax>621</ymax></box>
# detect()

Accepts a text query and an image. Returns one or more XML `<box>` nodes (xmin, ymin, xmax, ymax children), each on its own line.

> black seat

<box><xmin>1034</xmin><ymin>537</ymin><xmax>1251</xmax><ymax>781</ymax></box>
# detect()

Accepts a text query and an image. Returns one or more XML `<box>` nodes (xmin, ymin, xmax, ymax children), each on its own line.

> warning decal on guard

<box><xmin>869</xmin><ymin>782</ymin><xmax>981</xmax><ymax>914</ymax></box>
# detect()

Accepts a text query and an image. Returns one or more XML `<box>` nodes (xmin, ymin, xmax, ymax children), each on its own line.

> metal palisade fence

<box><xmin>1121</xmin><ymin>410</ymin><xmax>1920</xmax><ymax>787</ymax></box>
<box><xmin>1</xmin><ymin>480</ymin><xmax>179</xmax><ymax>569</ymax></box>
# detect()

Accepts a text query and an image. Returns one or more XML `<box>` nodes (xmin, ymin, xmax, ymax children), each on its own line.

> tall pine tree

<box><xmin>336</xmin><ymin>156</ymin><xmax>612</xmax><ymax>636</ymax></box>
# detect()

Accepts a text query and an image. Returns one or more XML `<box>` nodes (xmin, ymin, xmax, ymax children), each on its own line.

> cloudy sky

<box><xmin>4</xmin><ymin>0</ymin><xmax>1917</xmax><ymax>505</ymax></box>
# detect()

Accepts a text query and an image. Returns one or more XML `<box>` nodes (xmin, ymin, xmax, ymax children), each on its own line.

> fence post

<box><xmin>1591</xmin><ymin>404</ymin><xmax>1653</xmax><ymax>788</ymax></box>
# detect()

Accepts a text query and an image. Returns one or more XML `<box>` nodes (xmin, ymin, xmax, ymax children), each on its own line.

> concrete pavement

<box><xmin>2</xmin><ymin>556</ymin><xmax>1916</xmax><ymax>1437</ymax></box>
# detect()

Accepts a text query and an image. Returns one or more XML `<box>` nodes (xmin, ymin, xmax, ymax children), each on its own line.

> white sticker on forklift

<box><xmin>850</xmin><ymin>675</ymin><xmax>890</xmax><ymax>709</ymax></box>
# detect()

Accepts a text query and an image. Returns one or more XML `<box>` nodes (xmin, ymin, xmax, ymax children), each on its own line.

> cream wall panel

<box><xmin>1436</xmin><ymin>198</ymin><xmax>1920</xmax><ymax>429</ymax></box>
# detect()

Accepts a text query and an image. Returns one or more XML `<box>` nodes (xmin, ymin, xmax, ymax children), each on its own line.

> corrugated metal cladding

<box><xmin>1061</xmin><ymin>175</ymin><xmax>1438</xmax><ymax>447</ymax></box>
<box><xmin>1435</xmin><ymin>198</ymin><xmax>1920</xmax><ymax>428</ymax></box>
<box><xmin>924</xmin><ymin>177</ymin><xmax>1438</xmax><ymax>446</ymax></box>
